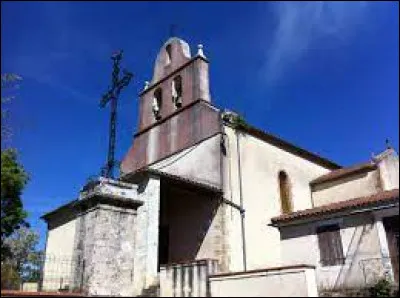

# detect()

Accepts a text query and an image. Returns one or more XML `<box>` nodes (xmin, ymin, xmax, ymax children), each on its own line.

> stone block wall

<box><xmin>73</xmin><ymin>204</ymin><xmax>137</xmax><ymax>296</ymax></box>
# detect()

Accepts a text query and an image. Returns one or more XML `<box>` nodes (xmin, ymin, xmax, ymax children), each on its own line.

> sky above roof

<box><xmin>1</xmin><ymin>1</ymin><xmax>399</xmax><ymax>247</ymax></box>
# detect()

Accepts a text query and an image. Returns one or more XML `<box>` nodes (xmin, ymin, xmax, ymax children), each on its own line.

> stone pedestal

<box><xmin>73</xmin><ymin>177</ymin><xmax>143</xmax><ymax>296</ymax></box>
<box><xmin>42</xmin><ymin>175</ymin><xmax>162</xmax><ymax>296</ymax></box>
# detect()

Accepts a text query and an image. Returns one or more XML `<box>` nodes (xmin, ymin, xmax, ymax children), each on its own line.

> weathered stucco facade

<box><xmin>221</xmin><ymin>124</ymin><xmax>336</xmax><ymax>271</ymax></box>
<box><xmin>311</xmin><ymin>169</ymin><xmax>381</xmax><ymax>207</ymax></box>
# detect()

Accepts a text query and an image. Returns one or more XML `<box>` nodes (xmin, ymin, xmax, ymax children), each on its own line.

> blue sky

<box><xmin>1</xmin><ymin>1</ymin><xmax>399</xmax><ymax>248</ymax></box>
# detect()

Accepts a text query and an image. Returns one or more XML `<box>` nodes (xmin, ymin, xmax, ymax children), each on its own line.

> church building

<box><xmin>41</xmin><ymin>37</ymin><xmax>399</xmax><ymax>297</ymax></box>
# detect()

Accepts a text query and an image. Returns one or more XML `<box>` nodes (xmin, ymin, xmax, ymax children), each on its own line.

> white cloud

<box><xmin>265</xmin><ymin>1</ymin><xmax>369</xmax><ymax>84</ymax></box>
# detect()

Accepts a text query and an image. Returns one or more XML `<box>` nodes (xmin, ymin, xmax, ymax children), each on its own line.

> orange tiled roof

<box><xmin>271</xmin><ymin>189</ymin><xmax>399</xmax><ymax>225</ymax></box>
<box><xmin>310</xmin><ymin>161</ymin><xmax>377</xmax><ymax>185</ymax></box>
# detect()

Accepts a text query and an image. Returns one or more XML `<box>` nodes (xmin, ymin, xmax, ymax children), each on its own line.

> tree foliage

<box><xmin>1</xmin><ymin>73</ymin><xmax>22</xmax><ymax>145</ymax></box>
<box><xmin>1</xmin><ymin>73</ymin><xmax>30</xmax><ymax>261</ymax></box>
<box><xmin>369</xmin><ymin>278</ymin><xmax>395</xmax><ymax>297</ymax></box>
<box><xmin>3</xmin><ymin>227</ymin><xmax>42</xmax><ymax>282</ymax></box>
<box><xmin>1</xmin><ymin>149</ymin><xmax>29</xmax><ymax>260</ymax></box>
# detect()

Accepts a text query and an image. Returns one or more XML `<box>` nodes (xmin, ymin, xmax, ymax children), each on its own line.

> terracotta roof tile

<box><xmin>271</xmin><ymin>189</ymin><xmax>399</xmax><ymax>225</ymax></box>
<box><xmin>310</xmin><ymin>161</ymin><xmax>377</xmax><ymax>185</ymax></box>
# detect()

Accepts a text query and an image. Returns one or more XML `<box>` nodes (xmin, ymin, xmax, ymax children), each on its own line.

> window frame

<box><xmin>278</xmin><ymin>170</ymin><xmax>293</xmax><ymax>214</ymax></box>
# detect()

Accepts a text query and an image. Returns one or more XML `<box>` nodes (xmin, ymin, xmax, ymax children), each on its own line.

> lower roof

<box><xmin>310</xmin><ymin>161</ymin><xmax>377</xmax><ymax>186</ymax></box>
<box><xmin>271</xmin><ymin>189</ymin><xmax>399</xmax><ymax>226</ymax></box>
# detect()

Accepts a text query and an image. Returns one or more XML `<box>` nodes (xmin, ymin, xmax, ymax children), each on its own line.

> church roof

<box><xmin>310</xmin><ymin>161</ymin><xmax>377</xmax><ymax>185</ymax></box>
<box><xmin>270</xmin><ymin>189</ymin><xmax>399</xmax><ymax>226</ymax></box>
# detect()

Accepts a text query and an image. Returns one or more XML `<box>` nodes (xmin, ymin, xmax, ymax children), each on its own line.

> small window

<box><xmin>166</xmin><ymin>44</ymin><xmax>172</xmax><ymax>65</ymax></box>
<box><xmin>278</xmin><ymin>171</ymin><xmax>292</xmax><ymax>214</ymax></box>
<box><xmin>152</xmin><ymin>88</ymin><xmax>162</xmax><ymax>120</ymax></box>
<box><xmin>172</xmin><ymin>75</ymin><xmax>182</xmax><ymax>108</ymax></box>
<box><xmin>317</xmin><ymin>224</ymin><xmax>345</xmax><ymax>266</ymax></box>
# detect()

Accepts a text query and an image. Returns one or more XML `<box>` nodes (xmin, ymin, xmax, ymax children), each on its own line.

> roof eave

<box><xmin>271</xmin><ymin>198</ymin><xmax>399</xmax><ymax>228</ymax></box>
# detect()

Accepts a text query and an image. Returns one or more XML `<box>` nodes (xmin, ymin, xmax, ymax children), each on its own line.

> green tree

<box><xmin>1</xmin><ymin>73</ymin><xmax>29</xmax><ymax>260</ymax></box>
<box><xmin>3</xmin><ymin>227</ymin><xmax>42</xmax><ymax>282</ymax></box>
<box><xmin>1</xmin><ymin>149</ymin><xmax>29</xmax><ymax>260</ymax></box>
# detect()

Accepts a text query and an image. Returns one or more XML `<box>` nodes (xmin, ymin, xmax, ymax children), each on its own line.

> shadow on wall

<box><xmin>159</xmin><ymin>178</ymin><xmax>221</xmax><ymax>264</ymax></box>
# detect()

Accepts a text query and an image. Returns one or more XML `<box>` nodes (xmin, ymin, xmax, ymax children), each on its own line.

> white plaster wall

<box><xmin>150</xmin><ymin>134</ymin><xmax>222</xmax><ymax>188</ymax></box>
<box><xmin>223</xmin><ymin>126</ymin><xmax>332</xmax><ymax>271</ymax></box>
<box><xmin>42</xmin><ymin>216</ymin><xmax>77</xmax><ymax>291</ymax></box>
<box><xmin>45</xmin><ymin>218</ymin><xmax>77</xmax><ymax>259</ymax></box>
<box><xmin>209</xmin><ymin>267</ymin><xmax>318</xmax><ymax>297</ymax></box>
<box><xmin>21</xmin><ymin>282</ymin><xmax>39</xmax><ymax>292</ymax></box>
<box><xmin>377</xmin><ymin>150</ymin><xmax>399</xmax><ymax>191</ymax></box>
<box><xmin>133</xmin><ymin>176</ymin><xmax>161</xmax><ymax>295</ymax></box>
<box><xmin>279</xmin><ymin>213</ymin><xmax>384</xmax><ymax>290</ymax></box>
<box><xmin>373</xmin><ymin>206</ymin><xmax>399</xmax><ymax>282</ymax></box>
<box><xmin>312</xmin><ymin>170</ymin><xmax>380</xmax><ymax>207</ymax></box>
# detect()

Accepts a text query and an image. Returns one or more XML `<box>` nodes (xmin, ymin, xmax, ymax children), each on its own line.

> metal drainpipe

<box><xmin>235</xmin><ymin>128</ymin><xmax>247</xmax><ymax>271</ymax></box>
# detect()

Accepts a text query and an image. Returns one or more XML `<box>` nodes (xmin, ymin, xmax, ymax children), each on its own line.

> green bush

<box><xmin>368</xmin><ymin>278</ymin><xmax>393</xmax><ymax>297</ymax></box>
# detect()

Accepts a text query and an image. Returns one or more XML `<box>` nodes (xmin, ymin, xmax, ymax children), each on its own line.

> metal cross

<box><xmin>100</xmin><ymin>50</ymin><xmax>133</xmax><ymax>179</ymax></box>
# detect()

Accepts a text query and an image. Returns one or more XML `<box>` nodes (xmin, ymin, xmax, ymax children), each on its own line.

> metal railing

<box><xmin>1</xmin><ymin>254</ymin><xmax>84</xmax><ymax>294</ymax></box>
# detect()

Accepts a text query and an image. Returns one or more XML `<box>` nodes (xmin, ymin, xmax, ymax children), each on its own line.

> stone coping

<box><xmin>41</xmin><ymin>192</ymin><xmax>144</xmax><ymax>221</ymax></box>
<box><xmin>209</xmin><ymin>264</ymin><xmax>316</xmax><ymax>279</ymax></box>
<box><xmin>98</xmin><ymin>176</ymin><xmax>138</xmax><ymax>189</ymax></box>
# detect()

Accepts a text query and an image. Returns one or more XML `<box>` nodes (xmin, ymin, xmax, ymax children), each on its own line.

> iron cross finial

<box><xmin>99</xmin><ymin>50</ymin><xmax>133</xmax><ymax>179</ymax></box>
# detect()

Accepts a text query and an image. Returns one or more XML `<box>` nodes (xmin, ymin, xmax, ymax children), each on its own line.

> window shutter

<box><xmin>317</xmin><ymin>224</ymin><xmax>344</xmax><ymax>266</ymax></box>
<box><xmin>317</xmin><ymin>229</ymin><xmax>330</xmax><ymax>266</ymax></box>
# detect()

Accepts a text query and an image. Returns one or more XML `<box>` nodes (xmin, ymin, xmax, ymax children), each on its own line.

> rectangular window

<box><xmin>317</xmin><ymin>224</ymin><xmax>345</xmax><ymax>266</ymax></box>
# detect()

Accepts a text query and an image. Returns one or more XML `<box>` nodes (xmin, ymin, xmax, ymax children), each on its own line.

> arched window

<box><xmin>152</xmin><ymin>88</ymin><xmax>162</xmax><ymax>120</ymax></box>
<box><xmin>278</xmin><ymin>171</ymin><xmax>292</xmax><ymax>214</ymax></box>
<box><xmin>166</xmin><ymin>44</ymin><xmax>172</xmax><ymax>65</ymax></box>
<box><xmin>172</xmin><ymin>75</ymin><xmax>182</xmax><ymax>108</ymax></box>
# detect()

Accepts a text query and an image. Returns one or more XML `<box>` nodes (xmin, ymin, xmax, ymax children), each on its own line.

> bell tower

<box><xmin>121</xmin><ymin>37</ymin><xmax>221</xmax><ymax>177</ymax></box>
<box><xmin>137</xmin><ymin>37</ymin><xmax>211</xmax><ymax>130</ymax></box>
